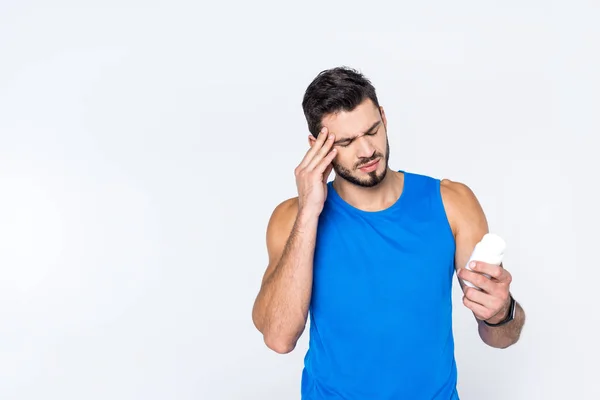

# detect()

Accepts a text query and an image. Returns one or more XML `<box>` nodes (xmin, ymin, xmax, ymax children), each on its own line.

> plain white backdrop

<box><xmin>1</xmin><ymin>1</ymin><xmax>598</xmax><ymax>399</ymax></box>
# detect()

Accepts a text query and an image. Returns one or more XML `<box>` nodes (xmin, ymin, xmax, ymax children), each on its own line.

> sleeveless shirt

<box><xmin>300</xmin><ymin>170</ymin><xmax>460</xmax><ymax>400</ymax></box>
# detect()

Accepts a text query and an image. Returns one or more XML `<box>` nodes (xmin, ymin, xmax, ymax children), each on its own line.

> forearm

<box><xmin>478</xmin><ymin>301</ymin><xmax>526</xmax><ymax>349</ymax></box>
<box><xmin>253</xmin><ymin>211</ymin><xmax>319</xmax><ymax>353</ymax></box>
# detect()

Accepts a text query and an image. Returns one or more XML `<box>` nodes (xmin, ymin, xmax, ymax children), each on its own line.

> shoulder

<box><xmin>440</xmin><ymin>178</ymin><xmax>477</xmax><ymax>203</ymax></box>
<box><xmin>267</xmin><ymin>197</ymin><xmax>299</xmax><ymax>230</ymax></box>
<box><xmin>439</xmin><ymin>178</ymin><xmax>487</xmax><ymax>235</ymax></box>
<box><xmin>261</xmin><ymin>197</ymin><xmax>300</xmax><ymax>277</ymax></box>
<box><xmin>266</xmin><ymin>197</ymin><xmax>299</xmax><ymax>247</ymax></box>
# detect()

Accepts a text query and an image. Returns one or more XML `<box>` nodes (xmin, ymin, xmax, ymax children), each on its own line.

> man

<box><xmin>251</xmin><ymin>66</ymin><xmax>525</xmax><ymax>399</ymax></box>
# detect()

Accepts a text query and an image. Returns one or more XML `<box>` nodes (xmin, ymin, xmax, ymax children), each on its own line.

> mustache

<box><xmin>355</xmin><ymin>153</ymin><xmax>383</xmax><ymax>169</ymax></box>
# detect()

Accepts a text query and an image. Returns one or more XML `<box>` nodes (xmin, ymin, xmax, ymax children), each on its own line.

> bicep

<box><xmin>261</xmin><ymin>198</ymin><xmax>298</xmax><ymax>285</ymax></box>
<box><xmin>441</xmin><ymin>180</ymin><xmax>490</xmax><ymax>288</ymax></box>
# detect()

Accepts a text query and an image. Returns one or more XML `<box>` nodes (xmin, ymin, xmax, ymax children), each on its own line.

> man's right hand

<box><xmin>294</xmin><ymin>127</ymin><xmax>337</xmax><ymax>217</ymax></box>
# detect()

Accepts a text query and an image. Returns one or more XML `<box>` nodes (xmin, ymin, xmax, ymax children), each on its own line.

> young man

<box><xmin>252</xmin><ymin>66</ymin><xmax>525</xmax><ymax>399</ymax></box>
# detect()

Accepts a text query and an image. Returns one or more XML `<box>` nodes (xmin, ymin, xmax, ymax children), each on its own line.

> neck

<box><xmin>332</xmin><ymin>168</ymin><xmax>404</xmax><ymax>212</ymax></box>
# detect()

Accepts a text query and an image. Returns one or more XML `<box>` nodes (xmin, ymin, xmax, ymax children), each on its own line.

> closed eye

<box><xmin>334</xmin><ymin>123</ymin><xmax>380</xmax><ymax>147</ymax></box>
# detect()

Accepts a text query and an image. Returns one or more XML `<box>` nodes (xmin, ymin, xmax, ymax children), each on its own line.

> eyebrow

<box><xmin>333</xmin><ymin>120</ymin><xmax>381</xmax><ymax>145</ymax></box>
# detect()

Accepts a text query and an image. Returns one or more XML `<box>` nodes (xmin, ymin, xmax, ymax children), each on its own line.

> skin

<box><xmin>251</xmin><ymin>98</ymin><xmax>526</xmax><ymax>354</ymax></box>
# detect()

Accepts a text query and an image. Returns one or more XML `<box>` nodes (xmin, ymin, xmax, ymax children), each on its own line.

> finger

<box><xmin>306</xmin><ymin>133</ymin><xmax>335</xmax><ymax>171</ymax></box>
<box><xmin>462</xmin><ymin>295</ymin><xmax>493</xmax><ymax>320</ymax></box>
<box><xmin>463</xmin><ymin>286</ymin><xmax>496</xmax><ymax>310</ymax></box>
<box><xmin>459</xmin><ymin>268</ymin><xmax>494</xmax><ymax>293</ymax></box>
<box><xmin>471</xmin><ymin>261</ymin><xmax>510</xmax><ymax>283</ymax></box>
<box><xmin>299</xmin><ymin>127</ymin><xmax>329</xmax><ymax>169</ymax></box>
<box><xmin>298</xmin><ymin>128</ymin><xmax>328</xmax><ymax>169</ymax></box>
<box><xmin>316</xmin><ymin>148</ymin><xmax>337</xmax><ymax>175</ymax></box>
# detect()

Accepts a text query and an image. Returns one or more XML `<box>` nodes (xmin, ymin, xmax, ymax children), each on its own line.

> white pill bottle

<box><xmin>463</xmin><ymin>233</ymin><xmax>506</xmax><ymax>290</ymax></box>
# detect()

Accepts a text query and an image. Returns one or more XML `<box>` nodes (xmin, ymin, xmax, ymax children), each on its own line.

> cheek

<box><xmin>332</xmin><ymin>152</ymin><xmax>349</xmax><ymax>169</ymax></box>
<box><xmin>378</xmin><ymin>140</ymin><xmax>388</xmax><ymax>155</ymax></box>
<box><xmin>334</xmin><ymin>150</ymin><xmax>350</xmax><ymax>163</ymax></box>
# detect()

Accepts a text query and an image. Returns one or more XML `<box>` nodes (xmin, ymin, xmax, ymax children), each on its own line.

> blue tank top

<box><xmin>301</xmin><ymin>170</ymin><xmax>459</xmax><ymax>400</ymax></box>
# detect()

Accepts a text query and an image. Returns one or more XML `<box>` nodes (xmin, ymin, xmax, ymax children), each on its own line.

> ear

<box><xmin>308</xmin><ymin>135</ymin><xmax>317</xmax><ymax>147</ymax></box>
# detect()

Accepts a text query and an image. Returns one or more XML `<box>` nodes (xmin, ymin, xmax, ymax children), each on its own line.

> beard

<box><xmin>332</xmin><ymin>135</ymin><xmax>390</xmax><ymax>188</ymax></box>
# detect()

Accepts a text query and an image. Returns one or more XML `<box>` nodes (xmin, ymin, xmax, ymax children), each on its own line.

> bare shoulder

<box><xmin>267</xmin><ymin>197</ymin><xmax>299</xmax><ymax>236</ymax></box>
<box><xmin>440</xmin><ymin>178</ymin><xmax>488</xmax><ymax>235</ymax></box>
<box><xmin>440</xmin><ymin>178</ymin><xmax>477</xmax><ymax>205</ymax></box>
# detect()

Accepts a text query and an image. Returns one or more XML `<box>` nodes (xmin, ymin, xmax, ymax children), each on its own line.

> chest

<box><xmin>311</xmin><ymin>213</ymin><xmax>456</xmax><ymax>322</ymax></box>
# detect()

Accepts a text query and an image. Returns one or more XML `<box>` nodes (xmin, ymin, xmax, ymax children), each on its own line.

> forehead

<box><xmin>321</xmin><ymin>98</ymin><xmax>381</xmax><ymax>138</ymax></box>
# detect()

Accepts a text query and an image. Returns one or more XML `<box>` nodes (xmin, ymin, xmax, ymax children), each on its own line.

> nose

<box><xmin>356</xmin><ymin>136</ymin><xmax>376</xmax><ymax>159</ymax></box>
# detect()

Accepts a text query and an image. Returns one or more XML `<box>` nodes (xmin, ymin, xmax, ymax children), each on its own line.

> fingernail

<box><xmin>469</xmin><ymin>261</ymin><xmax>476</xmax><ymax>269</ymax></box>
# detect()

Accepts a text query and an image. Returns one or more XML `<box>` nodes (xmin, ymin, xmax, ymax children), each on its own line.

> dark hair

<box><xmin>301</xmin><ymin>66</ymin><xmax>380</xmax><ymax>137</ymax></box>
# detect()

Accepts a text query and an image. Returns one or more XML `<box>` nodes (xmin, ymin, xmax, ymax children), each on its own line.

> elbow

<box><xmin>251</xmin><ymin>312</ymin><xmax>296</xmax><ymax>353</ymax></box>
<box><xmin>252</xmin><ymin>302</ymin><xmax>306</xmax><ymax>354</ymax></box>
<box><xmin>263</xmin><ymin>323</ymin><xmax>305</xmax><ymax>354</ymax></box>
<box><xmin>252</xmin><ymin>313</ymin><xmax>299</xmax><ymax>354</ymax></box>
<box><xmin>264</xmin><ymin>334</ymin><xmax>297</xmax><ymax>354</ymax></box>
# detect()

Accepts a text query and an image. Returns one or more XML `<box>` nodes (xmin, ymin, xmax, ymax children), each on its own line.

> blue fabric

<box><xmin>301</xmin><ymin>170</ymin><xmax>460</xmax><ymax>400</ymax></box>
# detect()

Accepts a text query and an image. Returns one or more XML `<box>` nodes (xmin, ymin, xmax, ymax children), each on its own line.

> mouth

<box><xmin>358</xmin><ymin>158</ymin><xmax>380</xmax><ymax>172</ymax></box>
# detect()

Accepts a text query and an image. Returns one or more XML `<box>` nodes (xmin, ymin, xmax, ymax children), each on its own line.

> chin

<box><xmin>357</xmin><ymin>169</ymin><xmax>387</xmax><ymax>188</ymax></box>
<box><xmin>333</xmin><ymin>160</ymin><xmax>389</xmax><ymax>188</ymax></box>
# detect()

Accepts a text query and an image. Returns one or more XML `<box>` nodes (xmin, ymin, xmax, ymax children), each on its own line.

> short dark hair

<box><xmin>301</xmin><ymin>66</ymin><xmax>380</xmax><ymax>137</ymax></box>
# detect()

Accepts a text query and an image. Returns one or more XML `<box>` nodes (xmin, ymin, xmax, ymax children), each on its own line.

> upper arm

<box><xmin>440</xmin><ymin>179</ymin><xmax>490</xmax><ymax>288</ymax></box>
<box><xmin>261</xmin><ymin>197</ymin><xmax>299</xmax><ymax>285</ymax></box>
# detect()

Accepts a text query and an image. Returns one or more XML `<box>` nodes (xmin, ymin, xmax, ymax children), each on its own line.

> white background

<box><xmin>1</xmin><ymin>1</ymin><xmax>598</xmax><ymax>399</ymax></box>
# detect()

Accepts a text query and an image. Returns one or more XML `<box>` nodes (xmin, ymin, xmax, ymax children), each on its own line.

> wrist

<box><xmin>484</xmin><ymin>294</ymin><xmax>516</xmax><ymax>327</ymax></box>
<box><xmin>297</xmin><ymin>207</ymin><xmax>321</xmax><ymax>225</ymax></box>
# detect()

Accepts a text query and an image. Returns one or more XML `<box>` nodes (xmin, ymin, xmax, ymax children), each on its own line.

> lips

<box><xmin>359</xmin><ymin>159</ymin><xmax>379</xmax><ymax>169</ymax></box>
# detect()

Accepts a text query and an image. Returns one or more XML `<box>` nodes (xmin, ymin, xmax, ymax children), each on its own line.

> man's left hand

<box><xmin>458</xmin><ymin>261</ymin><xmax>513</xmax><ymax>324</ymax></box>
